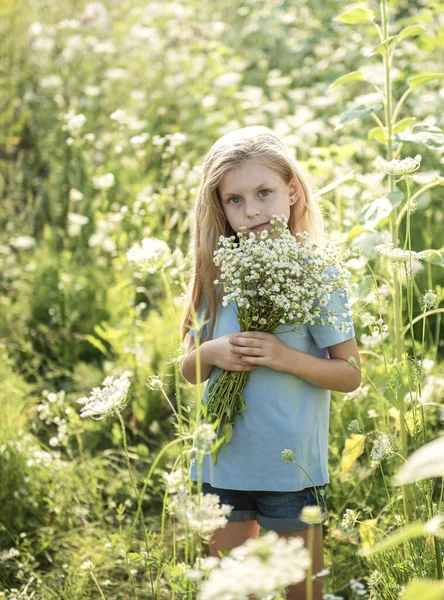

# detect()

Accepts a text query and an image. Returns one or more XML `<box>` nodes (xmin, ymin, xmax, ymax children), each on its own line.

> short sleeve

<box><xmin>308</xmin><ymin>286</ymin><xmax>355</xmax><ymax>349</ymax></box>
<box><xmin>188</xmin><ymin>297</ymin><xmax>211</xmax><ymax>342</ymax></box>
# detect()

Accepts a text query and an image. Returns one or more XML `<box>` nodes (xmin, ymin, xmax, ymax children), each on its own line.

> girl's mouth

<box><xmin>250</xmin><ymin>221</ymin><xmax>269</xmax><ymax>232</ymax></box>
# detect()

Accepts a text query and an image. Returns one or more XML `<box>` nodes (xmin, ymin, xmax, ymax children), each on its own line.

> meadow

<box><xmin>1</xmin><ymin>0</ymin><xmax>444</xmax><ymax>598</ymax></box>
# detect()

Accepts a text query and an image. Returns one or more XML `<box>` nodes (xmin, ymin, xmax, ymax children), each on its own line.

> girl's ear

<box><xmin>288</xmin><ymin>177</ymin><xmax>298</xmax><ymax>199</ymax></box>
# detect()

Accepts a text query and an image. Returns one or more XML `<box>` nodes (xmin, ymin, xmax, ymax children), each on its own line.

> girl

<box><xmin>180</xmin><ymin>126</ymin><xmax>361</xmax><ymax>600</ymax></box>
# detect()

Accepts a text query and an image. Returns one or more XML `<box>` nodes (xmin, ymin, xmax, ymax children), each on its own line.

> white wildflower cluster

<box><xmin>92</xmin><ymin>173</ymin><xmax>115</xmax><ymax>190</ymax></box>
<box><xmin>193</xmin><ymin>423</ymin><xmax>217</xmax><ymax>455</ymax></box>
<box><xmin>0</xmin><ymin>548</ymin><xmax>20</xmax><ymax>562</ymax></box>
<box><xmin>360</xmin><ymin>313</ymin><xmax>389</xmax><ymax>335</ymax></box>
<box><xmin>341</xmin><ymin>508</ymin><xmax>358</xmax><ymax>530</ymax></box>
<box><xmin>198</xmin><ymin>531</ymin><xmax>310</xmax><ymax>600</ymax></box>
<box><xmin>375</xmin><ymin>243</ymin><xmax>427</xmax><ymax>275</ymax></box>
<box><xmin>77</xmin><ymin>370</ymin><xmax>132</xmax><ymax>419</ymax></box>
<box><xmin>347</xmin><ymin>419</ymin><xmax>362</xmax><ymax>434</ymax></box>
<box><xmin>37</xmin><ymin>390</ymin><xmax>70</xmax><ymax>447</ymax></box>
<box><xmin>349</xmin><ymin>578</ymin><xmax>367</xmax><ymax>596</ymax></box>
<box><xmin>213</xmin><ymin>214</ymin><xmax>353</xmax><ymax>333</ymax></box>
<box><xmin>366</xmin><ymin>569</ymin><xmax>383</xmax><ymax>592</ymax></box>
<box><xmin>422</xmin><ymin>289</ymin><xmax>438</xmax><ymax>309</ymax></box>
<box><xmin>370</xmin><ymin>433</ymin><xmax>398</xmax><ymax>462</ymax></box>
<box><xmin>384</xmin><ymin>154</ymin><xmax>422</xmax><ymax>178</ymax></box>
<box><xmin>61</xmin><ymin>110</ymin><xmax>86</xmax><ymax>135</ymax></box>
<box><xmin>168</xmin><ymin>492</ymin><xmax>232</xmax><ymax>541</ymax></box>
<box><xmin>126</xmin><ymin>237</ymin><xmax>172</xmax><ymax>274</ymax></box>
<box><xmin>162</xmin><ymin>466</ymin><xmax>189</xmax><ymax>495</ymax></box>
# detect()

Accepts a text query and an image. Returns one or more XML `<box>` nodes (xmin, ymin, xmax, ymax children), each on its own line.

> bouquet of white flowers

<box><xmin>202</xmin><ymin>214</ymin><xmax>353</xmax><ymax>465</ymax></box>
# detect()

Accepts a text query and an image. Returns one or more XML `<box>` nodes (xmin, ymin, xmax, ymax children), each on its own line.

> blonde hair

<box><xmin>180</xmin><ymin>125</ymin><xmax>325</xmax><ymax>345</ymax></box>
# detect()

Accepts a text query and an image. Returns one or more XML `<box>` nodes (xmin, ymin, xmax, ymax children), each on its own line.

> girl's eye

<box><xmin>227</xmin><ymin>189</ymin><xmax>271</xmax><ymax>204</ymax></box>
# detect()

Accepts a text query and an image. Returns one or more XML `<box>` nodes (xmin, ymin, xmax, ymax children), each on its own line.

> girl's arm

<box><xmin>180</xmin><ymin>338</ymin><xmax>215</xmax><ymax>385</ymax></box>
<box><xmin>229</xmin><ymin>333</ymin><xmax>361</xmax><ymax>393</ymax></box>
<box><xmin>278</xmin><ymin>338</ymin><xmax>361</xmax><ymax>393</ymax></box>
<box><xmin>180</xmin><ymin>334</ymin><xmax>257</xmax><ymax>385</ymax></box>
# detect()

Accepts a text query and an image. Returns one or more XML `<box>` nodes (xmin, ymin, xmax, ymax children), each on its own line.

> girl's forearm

<box><xmin>180</xmin><ymin>340</ymin><xmax>215</xmax><ymax>385</ymax></box>
<box><xmin>279</xmin><ymin>347</ymin><xmax>361</xmax><ymax>393</ymax></box>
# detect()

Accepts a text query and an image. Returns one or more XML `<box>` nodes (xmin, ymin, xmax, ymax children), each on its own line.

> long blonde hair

<box><xmin>180</xmin><ymin>125</ymin><xmax>325</xmax><ymax>345</ymax></box>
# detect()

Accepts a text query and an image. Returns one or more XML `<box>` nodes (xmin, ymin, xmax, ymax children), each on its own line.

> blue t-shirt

<box><xmin>187</xmin><ymin>286</ymin><xmax>355</xmax><ymax>492</ymax></box>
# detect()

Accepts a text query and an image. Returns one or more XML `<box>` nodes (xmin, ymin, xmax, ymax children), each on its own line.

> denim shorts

<box><xmin>200</xmin><ymin>482</ymin><xmax>328</xmax><ymax>532</ymax></box>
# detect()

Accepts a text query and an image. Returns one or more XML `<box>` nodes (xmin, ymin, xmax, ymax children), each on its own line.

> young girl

<box><xmin>180</xmin><ymin>126</ymin><xmax>361</xmax><ymax>600</ymax></box>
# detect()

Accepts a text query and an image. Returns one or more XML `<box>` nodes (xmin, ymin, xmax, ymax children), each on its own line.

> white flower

<box><xmin>77</xmin><ymin>370</ymin><xmax>132</xmax><ymax>419</ymax></box>
<box><xmin>169</xmin><ymin>492</ymin><xmax>232</xmax><ymax>539</ymax></box>
<box><xmin>198</xmin><ymin>531</ymin><xmax>310</xmax><ymax>599</ymax></box>
<box><xmin>384</xmin><ymin>154</ymin><xmax>422</xmax><ymax>177</ymax></box>
<box><xmin>9</xmin><ymin>236</ymin><xmax>36</xmax><ymax>249</ymax></box>
<box><xmin>422</xmin><ymin>290</ymin><xmax>437</xmax><ymax>309</ymax></box>
<box><xmin>213</xmin><ymin>72</ymin><xmax>242</xmax><ymax>88</ymax></box>
<box><xmin>370</xmin><ymin>433</ymin><xmax>397</xmax><ymax>462</ymax></box>
<box><xmin>193</xmin><ymin>423</ymin><xmax>217</xmax><ymax>454</ymax></box>
<box><xmin>126</xmin><ymin>237</ymin><xmax>171</xmax><ymax>274</ymax></box>
<box><xmin>61</xmin><ymin>110</ymin><xmax>86</xmax><ymax>134</ymax></box>
<box><xmin>162</xmin><ymin>467</ymin><xmax>188</xmax><ymax>495</ymax></box>
<box><xmin>341</xmin><ymin>509</ymin><xmax>358</xmax><ymax>530</ymax></box>
<box><xmin>92</xmin><ymin>173</ymin><xmax>115</xmax><ymax>190</ymax></box>
<box><xmin>375</xmin><ymin>243</ymin><xmax>427</xmax><ymax>274</ymax></box>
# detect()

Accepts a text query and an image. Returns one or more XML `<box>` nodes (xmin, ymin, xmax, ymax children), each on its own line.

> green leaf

<box><xmin>402</xmin><ymin>580</ymin><xmax>444</xmax><ymax>600</ymax></box>
<box><xmin>346</xmin><ymin>224</ymin><xmax>371</xmax><ymax>241</ymax></box>
<box><xmin>357</xmin><ymin>275</ymin><xmax>374</xmax><ymax>298</ymax></box>
<box><xmin>359</xmin><ymin>518</ymin><xmax>378</xmax><ymax>550</ymax></box>
<box><xmin>329</xmin><ymin>71</ymin><xmax>366</xmax><ymax>89</ymax></box>
<box><xmin>333</xmin><ymin>6</ymin><xmax>375</xmax><ymax>24</ymax></box>
<box><xmin>368</xmin><ymin>126</ymin><xmax>388</xmax><ymax>143</ymax></box>
<box><xmin>398</xmin><ymin>24</ymin><xmax>426</xmax><ymax>41</ymax></box>
<box><xmin>387</xmin><ymin>189</ymin><xmax>404</xmax><ymax>208</ymax></box>
<box><xmin>337</xmin><ymin>103</ymin><xmax>383</xmax><ymax>129</ymax></box>
<box><xmin>423</xmin><ymin>248</ymin><xmax>444</xmax><ymax>268</ymax></box>
<box><xmin>408</xmin><ymin>72</ymin><xmax>444</xmax><ymax>88</ymax></box>
<box><xmin>393</xmin><ymin>117</ymin><xmax>416</xmax><ymax>133</ymax></box>
<box><xmin>84</xmin><ymin>334</ymin><xmax>109</xmax><ymax>355</ymax></box>
<box><xmin>223</xmin><ymin>422</ymin><xmax>233</xmax><ymax>444</ymax></box>
<box><xmin>341</xmin><ymin>434</ymin><xmax>367</xmax><ymax>474</ymax></box>
<box><xmin>395</xmin><ymin>125</ymin><xmax>444</xmax><ymax>149</ymax></box>
<box><xmin>359</xmin><ymin>515</ymin><xmax>444</xmax><ymax>558</ymax></box>
<box><xmin>358</xmin><ymin>196</ymin><xmax>394</xmax><ymax>229</ymax></box>
<box><xmin>371</xmin><ymin>35</ymin><xmax>397</xmax><ymax>55</ymax></box>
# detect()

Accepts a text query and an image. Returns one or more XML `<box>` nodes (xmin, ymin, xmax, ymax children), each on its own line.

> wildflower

<box><xmin>198</xmin><ymin>531</ymin><xmax>310</xmax><ymax>600</ymax></box>
<box><xmin>384</xmin><ymin>154</ymin><xmax>422</xmax><ymax>177</ymax></box>
<box><xmin>193</xmin><ymin>423</ymin><xmax>217</xmax><ymax>454</ymax></box>
<box><xmin>80</xmin><ymin>559</ymin><xmax>94</xmax><ymax>570</ymax></box>
<box><xmin>422</xmin><ymin>290</ymin><xmax>437</xmax><ymax>309</ymax></box>
<box><xmin>169</xmin><ymin>492</ymin><xmax>232</xmax><ymax>539</ymax></box>
<box><xmin>281</xmin><ymin>448</ymin><xmax>295</xmax><ymax>462</ymax></box>
<box><xmin>162</xmin><ymin>467</ymin><xmax>188</xmax><ymax>495</ymax></box>
<box><xmin>375</xmin><ymin>243</ymin><xmax>427</xmax><ymax>274</ymax></box>
<box><xmin>61</xmin><ymin>110</ymin><xmax>86</xmax><ymax>135</ymax></box>
<box><xmin>9</xmin><ymin>236</ymin><xmax>36</xmax><ymax>250</ymax></box>
<box><xmin>126</xmin><ymin>237</ymin><xmax>171</xmax><ymax>274</ymax></box>
<box><xmin>300</xmin><ymin>505</ymin><xmax>324</xmax><ymax>525</ymax></box>
<box><xmin>370</xmin><ymin>433</ymin><xmax>397</xmax><ymax>462</ymax></box>
<box><xmin>347</xmin><ymin>419</ymin><xmax>362</xmax><ymax>434</ymax></box>
<box><xmin>77</xmin><ymin>370</ymin><xmax>132</xmax><ymax>419</ymax></box>
<box><xmin>341</xmin><ymin>508</ymin><xmax>358</xmax><ymax>530</ymax></box>
<box><xmin>347</xmin><ymin>356</ymin><xmax>357</xmax><ymax>367</ymax></box>
<box><xmin>92</xmin><ymin>173</ymin><xmax>115</xmax><ymax>190</ymax></box>
<box><xmin>349</xmin><ymin>578</ymin><xmax>367</xmax><ymax>596</ymax></box>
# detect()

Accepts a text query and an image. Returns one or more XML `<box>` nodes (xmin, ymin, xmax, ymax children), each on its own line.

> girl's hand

<box><xmin>207</xmin><ymin>334</ymin><xmax>258</xmax><ymax>372</ymax></box>
<box><xmin>228</xmin><ymin>332</ymin><xmax>290</xmax><ymax>372</ymax></box>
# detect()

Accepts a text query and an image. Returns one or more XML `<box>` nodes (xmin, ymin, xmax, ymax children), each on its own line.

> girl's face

<box><xmin>218</xmin><ymin>159</ymin><xmax>297</xmax><ymax>235</ymax></box>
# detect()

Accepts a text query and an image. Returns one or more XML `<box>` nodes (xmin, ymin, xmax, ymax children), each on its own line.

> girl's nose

<box><xmin>245</xmin><ymin>201</ymin><xmax>261</xmax><ymax>218</ymax></box>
